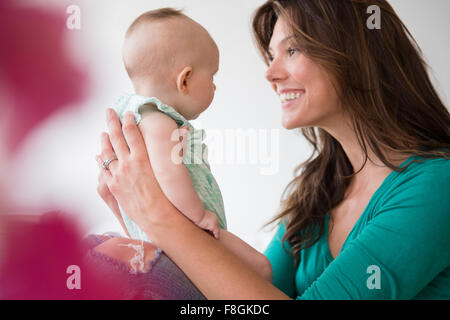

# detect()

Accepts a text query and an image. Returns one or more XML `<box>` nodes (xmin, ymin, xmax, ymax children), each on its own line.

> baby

<box><xmin>108</xmin><ymin>8</ymin><xmax>272</xmax><ymax>281</ymax></box>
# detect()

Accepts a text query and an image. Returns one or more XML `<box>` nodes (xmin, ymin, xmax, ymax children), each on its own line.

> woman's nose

<box><xmin>265</xmin><ymin>58</ymin><xmax>288</xmax><ymax>84</ymax></box>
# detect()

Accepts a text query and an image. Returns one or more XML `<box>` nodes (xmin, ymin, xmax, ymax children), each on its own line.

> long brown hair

<box><xmin>252</xmin><ymin>0</ymin><xmax>450</xmax><ymax>264</ymax></box>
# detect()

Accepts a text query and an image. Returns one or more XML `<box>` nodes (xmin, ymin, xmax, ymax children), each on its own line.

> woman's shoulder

<box><xmin>376</xmin><ymin>153</ymin><xmax>450</xmax><ymax>216</ymax></box>
<box><xmin>368</xmin><ymin>154</ymin><xmax>450</xmax><ymax>246</ymax></box>
<box><xmin>401</xmin><ymin>154</ymin><xmax>450</xmax><ymax>183</ymax></box>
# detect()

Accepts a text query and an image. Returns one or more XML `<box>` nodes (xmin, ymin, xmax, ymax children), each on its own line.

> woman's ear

<box><xmin>176</xmin><ymin>66</ymin><xmax>193</xmax><ymax>94</ymax></box>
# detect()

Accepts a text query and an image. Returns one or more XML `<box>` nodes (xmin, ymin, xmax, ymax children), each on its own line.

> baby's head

<box><xmin>123</xmin><ymin>8</ymin><xmax>219</xmax><ymax>120</ymax></box>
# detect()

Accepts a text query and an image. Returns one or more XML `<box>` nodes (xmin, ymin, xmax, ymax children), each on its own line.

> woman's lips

<box><xmin>279</xmin><ymin>90</ymin><xmax>304</xmax><ymax>109</ymax></box>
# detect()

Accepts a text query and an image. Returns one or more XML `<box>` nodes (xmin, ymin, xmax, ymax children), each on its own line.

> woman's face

<box><xmin>266</xmin><ymin>17</ymin><xmax>342</xmax><ymax>130</ymax></box>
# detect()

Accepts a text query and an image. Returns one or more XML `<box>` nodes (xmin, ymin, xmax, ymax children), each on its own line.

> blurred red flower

<box><xmin>0</xmin><ymin>1</ymin><xmax>130</xmax><ymax>300</ymax></box>
<box><xmin>0</xmin><ymin>0</ymin><xmax>88</xmax><ymax>153</ymax></box>
<box><xmin>0</xmin><ymin>212</ymin><xmax>128</xmax><ymax>299</ymax></box>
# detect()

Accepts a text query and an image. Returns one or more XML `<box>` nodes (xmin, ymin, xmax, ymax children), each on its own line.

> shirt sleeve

<box><xmin>297</xmin><ymin>161</ymin><xmax>450</xmax><ymax>299</ymax></box>
<box><xmin>264</xmin><ymin>222</ymin><xmax>297</xmax><ymax>298</ymax></box>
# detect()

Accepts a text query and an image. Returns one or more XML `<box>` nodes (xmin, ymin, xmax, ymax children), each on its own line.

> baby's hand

<box><xmin>196</xmin><ymin>210</ymin><xmax>220</xmax><ymax>239</ymax></box>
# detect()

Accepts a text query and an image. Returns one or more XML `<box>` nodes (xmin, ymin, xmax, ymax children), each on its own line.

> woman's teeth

<box><xmin>279</xmin><ymin>92</ymin><xmax>303</xmax><ymax>103</ymax></box>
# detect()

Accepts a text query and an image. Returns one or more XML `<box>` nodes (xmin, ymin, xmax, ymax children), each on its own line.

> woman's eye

<box><xmin>287</xmin><ymin>48</ymin><xmax>297</xmax><ymax>56</ymax></box>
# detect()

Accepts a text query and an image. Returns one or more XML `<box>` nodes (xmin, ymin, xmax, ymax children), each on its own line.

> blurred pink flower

<box><xmin>0</xmin><ymin>212</ymin><xmax>128</xmax><ymax>299</ymax></box>
<box><xmin>0</xmin><ymin>1</ymin><xmax>130</xmax><ymax>300</ymax></box>
<box><xmin>0</xmin><ymin>0</ymin><xmax>88</xmax><ymax>153</ymax></box>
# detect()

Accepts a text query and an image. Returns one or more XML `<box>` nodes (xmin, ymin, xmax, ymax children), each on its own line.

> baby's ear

<box><xmin>176</xmin><ymin>66</ymin><xmax>193</xmax><ymax>94</ymax></box>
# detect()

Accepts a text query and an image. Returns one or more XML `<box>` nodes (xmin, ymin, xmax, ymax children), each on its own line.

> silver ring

<box><xmin>102</xmin><ymin>156</ymin><xmax>118</xmax><ymax>170</ymax></box>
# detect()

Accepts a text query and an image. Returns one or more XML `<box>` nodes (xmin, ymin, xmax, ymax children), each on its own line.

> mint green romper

<box><xmin>111</xmin><ymin>93</ymin><xmax>227</xmax><ymax>242</ymax></box>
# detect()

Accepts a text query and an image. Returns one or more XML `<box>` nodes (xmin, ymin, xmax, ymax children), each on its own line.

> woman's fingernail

<box><xmin>107</xmin><ymin>108</ymin><xmax>114</xmax><ymax>119</ymax></box>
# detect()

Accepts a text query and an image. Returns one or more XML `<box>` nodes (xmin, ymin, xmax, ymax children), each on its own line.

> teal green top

<box><xmin>111</xmin><ymin>94</ymin><xmax>227</xmax><ymax>242</ymax></box>
<box><xmin>265</xmin><ymin>154</ymin><xmax>450</xmax><ymax>299</ymax></box>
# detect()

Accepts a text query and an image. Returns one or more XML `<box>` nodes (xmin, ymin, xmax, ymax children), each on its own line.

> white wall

<box><xmin>7</xmin><ymin>0</ymin><xmax>450</xmax><ymax>252</ymax></box>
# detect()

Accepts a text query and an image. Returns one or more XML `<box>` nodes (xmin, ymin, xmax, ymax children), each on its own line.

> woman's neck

<box><xmin>320</xmin><ymin>113</ymin><xmax>411</xmax><ymax>188</ymax></box>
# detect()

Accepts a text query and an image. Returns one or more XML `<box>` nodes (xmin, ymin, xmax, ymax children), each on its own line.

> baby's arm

<box><xmin>218</xmin><ymin>229</ymin><xmax>272</xmax><ymax>283</ymax></box>
<box><xmin>135</xmin><ymin>108</ymin><xmax>219</xmax><ymax>238</ymax></box>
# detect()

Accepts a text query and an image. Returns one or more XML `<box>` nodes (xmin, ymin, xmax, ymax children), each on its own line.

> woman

<box><xmin>95</xmin><ymin>0</ymin><xmax>450</xmax><ymax>299</ymax></box>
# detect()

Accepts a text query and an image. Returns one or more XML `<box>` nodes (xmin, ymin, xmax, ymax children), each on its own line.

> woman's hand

<box><xmin>98</xmin><ymin>109</ymin><xmax>174</xmax><ymax>240</ymax></box>
<box><xmin>95</xmin><ymin>155</ymin><xmax>131</xmax><ymax>238</ymax></box>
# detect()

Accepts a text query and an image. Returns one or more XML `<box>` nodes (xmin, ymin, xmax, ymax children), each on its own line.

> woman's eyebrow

<box><xmin>282</xmin><ymin>35</ymin><xmax>295</xmax><ymax>43</ymax></box>
<box><xmin>268</xmin><ymin>35</ymin><xmax>295</xmax><ymax>52</ymax></box>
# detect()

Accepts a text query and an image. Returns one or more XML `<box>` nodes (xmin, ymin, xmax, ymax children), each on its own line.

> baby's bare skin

<box><xmin>93</xmin><ymin>236</ymin><xmax>158</xmax><ymax>273</ymax></box>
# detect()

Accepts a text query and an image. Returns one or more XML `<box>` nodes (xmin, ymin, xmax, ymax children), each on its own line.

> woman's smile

<box><xmin>279</xmin><ymin>89</ymin><xmax>305</xmax><ymax>109</ymax></box>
